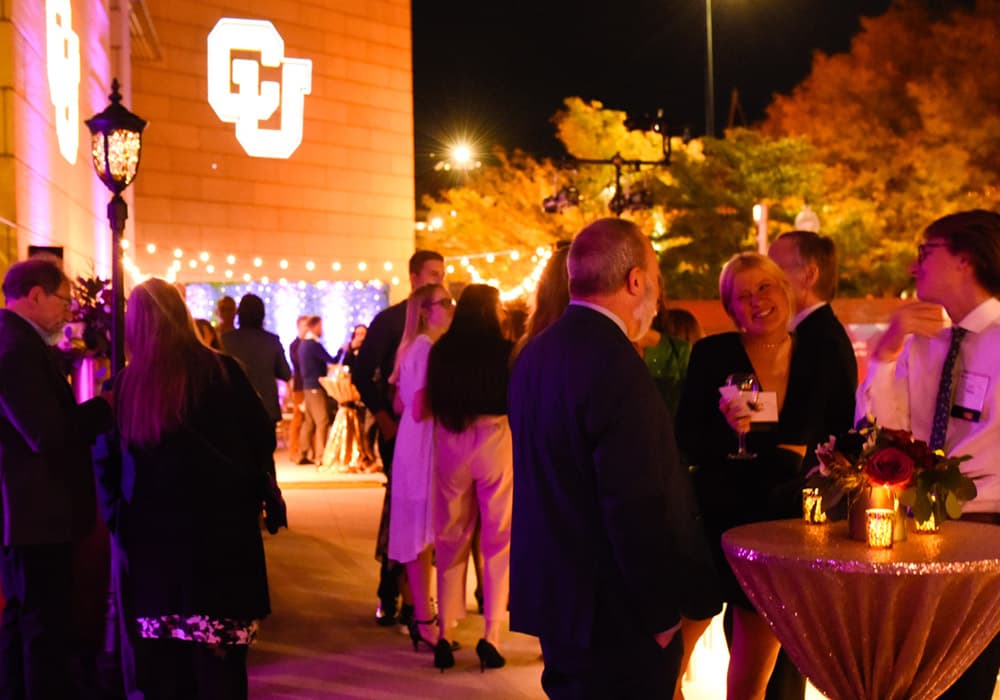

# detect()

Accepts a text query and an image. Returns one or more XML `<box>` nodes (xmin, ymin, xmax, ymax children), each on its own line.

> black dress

<box><xmin>675</xmin><ymin>331</ymin><xmax>852</xmax><ymax>607</ymax></box>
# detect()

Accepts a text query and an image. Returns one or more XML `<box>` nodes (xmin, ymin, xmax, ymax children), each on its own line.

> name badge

<box><xmin>952</xmin><ymin>371</ymin><xmax>989</xmax><ymax>422</ymax></box>
<box><xmin>749</xmin><ymin>391</ymin><xmax>780</xmax><ymax>423</ymax></box>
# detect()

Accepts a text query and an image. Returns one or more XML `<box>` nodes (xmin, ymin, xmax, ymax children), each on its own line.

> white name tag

<box><xmin>952</xmin><ymin>371</ymin><xmax>989</xmax><ymax>422</ymax></box>
<box><xmin>749</xmin><ymin>391</ymin><xmax>780</xmax><ymax>423</ymax></box>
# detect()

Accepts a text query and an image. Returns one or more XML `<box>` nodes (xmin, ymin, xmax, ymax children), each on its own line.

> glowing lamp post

<box><xmin>85</xmin><ymin>79</ymin><xmax>147</xmax><ymax>376</ymax></box>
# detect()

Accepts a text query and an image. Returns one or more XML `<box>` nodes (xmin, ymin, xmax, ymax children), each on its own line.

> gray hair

<box><xmin>568</xmin><ymin>218</ymin><xmax>649</xmax><ymax>297</ymax></box>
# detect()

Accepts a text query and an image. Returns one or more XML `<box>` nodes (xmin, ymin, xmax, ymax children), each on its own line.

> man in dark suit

<box><xmin>509</xmin><ymin>219</ymin><xmax>721</xmax><ymax>698</ymax></box>
<box><xmin>352</xmin><ymin>250</ymin><xmax>444</xmax><ymax>625</ymax></box>
<box><xmin>765</xmin><ymin>230</ymin><xmax>858</xmax><ymax>700</ymax></box>
<box><xmin>220</xmin><ymin>293</ymin><xmax>292</xmax><ymax>426</ymax></box>
<box><xmin>769</xmin><ymin>230</ymin><xmax>858</xmax><ymax>439</ymax></box>
<box><xmin>0</xmin><ymin>258</ymin><xmax>112</xmax><ymax>699</ymax></box>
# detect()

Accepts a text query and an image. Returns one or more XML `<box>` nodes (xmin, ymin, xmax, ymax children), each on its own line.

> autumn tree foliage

<box><xmin>420</xmin><ymin>99</ymin><xmax>817</xmax><ymax>298</ymax></box>
<box><xmin>764</xmin><ymin>0</ymin><xmax>1000</xmax><ymax>295</ymax></box>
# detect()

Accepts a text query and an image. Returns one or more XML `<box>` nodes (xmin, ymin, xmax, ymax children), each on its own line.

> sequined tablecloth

<box><xmin>722</xmin><ymin>520</ymin><xmax>1000</xmax><ymax>700</ymax></box>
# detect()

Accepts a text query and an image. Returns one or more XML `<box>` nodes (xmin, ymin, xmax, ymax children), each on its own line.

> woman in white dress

<box><xmin>387</xmin><ymin>283</ymin><xmax>455</xmax><ymax>653</ymax></box>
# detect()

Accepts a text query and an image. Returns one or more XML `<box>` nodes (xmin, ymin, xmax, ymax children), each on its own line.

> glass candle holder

<box><xmin>802</xmin><ymin>488</ymin><xmax>827</xmax><ymax>524</ymax></box>
<box><xmin>913</xmin><ymin>493</ymin><xmax>941</xmax><ymax>533</ymax></box>
<box><xmin>866</xmin><ymin>508</ymin><xmax>895</xmax><ymax>549</ymax></box>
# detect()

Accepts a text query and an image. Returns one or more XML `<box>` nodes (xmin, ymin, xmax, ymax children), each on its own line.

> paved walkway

<box><xmin>250</xmin><ymin>462</ymin><xmax>826</xmax><ymax>699</ymax></box>
<box><xmin>248</xmin><ymin>481</ymin><xmax>546</xmax><ymax>699</ymax></box>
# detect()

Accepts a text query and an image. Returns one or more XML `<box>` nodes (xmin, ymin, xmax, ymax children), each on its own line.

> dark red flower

<box><xmin>864</xmin><ymin>447</ymin><xmax>915</xmax><ymax>487</ymax></box>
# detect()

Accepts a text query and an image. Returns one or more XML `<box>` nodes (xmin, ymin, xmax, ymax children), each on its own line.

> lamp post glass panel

<box><xmin>85</xmin><ymin>79</ymin><xmax>147</xmax><ymax>376</ymax></box>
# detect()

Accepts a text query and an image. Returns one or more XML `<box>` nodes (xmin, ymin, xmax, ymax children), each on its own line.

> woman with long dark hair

<box><xmin>426</xmin><ymin>284</ymin><xmax>514</xmax><ymax>672</ymax></box>
<box><xmin>94</xmin><ymin>278</ymin><xmax>275</xmax><ymax>699</ymax></box>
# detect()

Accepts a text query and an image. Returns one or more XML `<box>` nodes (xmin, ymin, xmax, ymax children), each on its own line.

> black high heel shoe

<box><xmin>475</xmin><ymin>639</ymin><xmax>506</xmax><ymax>672</ymax></box>
<box><xmin>407</xmin><ymin>617</ymin><xmax>437</xmax><ymax>652</ymax></box>
<box><xmin>434</xmin><ymin>638</ymin><xmax>455</xmax><ymax>672</ymax></box>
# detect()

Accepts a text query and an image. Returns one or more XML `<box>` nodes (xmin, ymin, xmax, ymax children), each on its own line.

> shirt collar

<box><xmin>9</xmin><ymin>308</ymin><xmax>51</xmax><ymax>343</ymax></box>
<box><xmin>954</xmin><ymin>297</ymin><xmax>1000</xmax><ymax>334</ymax></box>
<box><xmin>791</xmin><ymin>302</ymin><xmax>827</xmax><ymax>330</ymax></box>
<box><xmin>569</xmin><ymin>300</ymin><xmax>628</xmax><ymax>337</ymax></box>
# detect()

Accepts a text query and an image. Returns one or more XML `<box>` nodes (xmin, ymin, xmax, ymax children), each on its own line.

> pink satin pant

<box><xmin>433</xmin><ymin>415</ymin><xmax>513</xmax><ymax>632</ymax></box>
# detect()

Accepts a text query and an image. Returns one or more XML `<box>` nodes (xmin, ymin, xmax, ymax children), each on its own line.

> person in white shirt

<box><xmin>857</xmin><ymin>209</ymin><xmax>1000</xmax><ymax>699</ymax></box>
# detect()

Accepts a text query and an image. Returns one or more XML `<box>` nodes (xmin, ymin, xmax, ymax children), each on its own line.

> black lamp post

<box><xmin>85</xmin><ymin>79</ymin><xmax>147</xmax><ymax>376</ymax></box>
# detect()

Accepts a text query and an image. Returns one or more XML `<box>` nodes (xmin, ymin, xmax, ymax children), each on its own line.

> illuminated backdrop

<box><xmin>186</xmin><ymin>279</ymin><xmax>389</xmax><ymax>362</ymax></box>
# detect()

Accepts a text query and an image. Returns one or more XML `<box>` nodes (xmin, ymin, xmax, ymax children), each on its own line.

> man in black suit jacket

<box><xmin>0</xmin><ymin>259</ymin><xmax>112</xmax><ymax>699</ymax></box>
<box><xmin>509</xmin><ymin>219</ymin><xmax>721</xmax><ymax>699</ymax></box>
<box><xmin>769</xmin><ymin>230</ymin><xmax>857</xmax><ymax>440</ymax></box>
<box><xmin>221</xmin><ymin>293</ymin><xmax>292</xmax><ymax>425</ymax></box>
<box><xmin>352</xmin><ymin>250</ymin><xmax>444</xmax><ymax>625</ymax></box>
<box><xmin>765</xmin><ymin>230</ymin><xmax>858</xmax><ymax>700</ymax></box>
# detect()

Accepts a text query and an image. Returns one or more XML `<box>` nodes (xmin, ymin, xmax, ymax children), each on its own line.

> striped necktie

<box><xmin>928</xmin><ymin>326</ymin><xmax>967</xmax><ymax>450</ymax></box>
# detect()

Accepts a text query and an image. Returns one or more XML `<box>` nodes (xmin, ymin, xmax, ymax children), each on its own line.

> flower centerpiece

<box><xmin>809</xmin><ymin>416</ymin><xmax>977</xmax><ymax>534</ymax></box>
<box><xmin>64</xmin><ymin>274</ymin><xmax>112</xmax><ymax>359</ymax></box>
<box><xmin>60</xmin><ymin>274</ymin><xmax>112</xmax><ymax>400</ymax></box>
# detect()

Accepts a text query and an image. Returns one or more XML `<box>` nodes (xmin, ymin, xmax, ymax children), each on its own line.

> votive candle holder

<box><xmin>802</xmin><ymin>488</ymin><xmax>827</xmax><ymax>524</ymax></box>
<box><xmin>866</xmin><ymin>508</ymin><xmax>895</xmax><ymax>549</ymax></box>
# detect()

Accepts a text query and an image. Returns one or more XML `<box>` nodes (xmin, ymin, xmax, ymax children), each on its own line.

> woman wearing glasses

<box><xmin>387</xmin><ymin>284</ymin><xmax>455</xmax><ymax>656</ymax></box>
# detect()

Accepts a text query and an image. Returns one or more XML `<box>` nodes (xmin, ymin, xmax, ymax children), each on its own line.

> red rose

<box><xmin>864</xmin><ymin>447</ymin><xmax>915</xmax><ymax>487</ymax></box>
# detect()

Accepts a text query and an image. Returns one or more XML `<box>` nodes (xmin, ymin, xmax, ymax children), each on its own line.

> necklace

<box><xmin>744</xmin><ymin>335</ymin><xmax>791</xmax><ymax>350</ymax></box>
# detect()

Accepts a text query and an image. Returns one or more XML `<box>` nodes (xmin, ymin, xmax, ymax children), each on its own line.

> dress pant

<box><xmin>375</xmin><ymin>432</ymin><xmax>400</xmax><ymax>612</ymax></box>
<box><xmin>135</xmin><ymin>638</ymin><xmax>248</xmax><ymax>700</ymax></box>
<box><xmin>0</xmin><ymin>543</ymin><xmax>75</xmax><ymax>700</ymax></box>
<box><xmin>299</xmin><ymin>388</ymin><xmax>329</xmax><ymax>461</ymax></box>
<box><xmin>938</xmin><ymin>629</ymin><xmax>1000</xmax><ymax>699</ymax></box>
<box><xmin>541</xmin><ymin>621</ymin><xmax>683</xmax><ymax>700</ymax></box>
<box><xmin>288</xmin><ymin>390</ymin><xmax>304</xmax><ymax>459</ymax></box>
<box><xmin>434</xmin><ymin>416</ymin><xmax>513</xmax><ymax>630</ymax></box>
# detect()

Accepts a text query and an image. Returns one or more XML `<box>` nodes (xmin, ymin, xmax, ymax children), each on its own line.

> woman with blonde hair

<box><xmin>94</xmin><ymin>278</ymin><xmax>277</xmax><ymax>699</ymax></box>
<box><xmin>675</xmin><ymin>253</ymin><xmax>850</xmax><ymax>699</ymax></box>
<box><xmin>386</xmin><ymin>283</ymin><xmax>455</xmax><ymax>655</ymax></box>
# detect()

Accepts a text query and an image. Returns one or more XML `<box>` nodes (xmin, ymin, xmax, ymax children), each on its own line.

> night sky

<box><xmin>411</xmin><ymin>0</ymin><xmax>895</xmax><ymax>187</ymax></box>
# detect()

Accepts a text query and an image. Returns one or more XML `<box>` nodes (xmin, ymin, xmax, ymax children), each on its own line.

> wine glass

<box><xmin>725</xmin><ymin>373</ymin><xmax>760</xmax><ymax>460</ymax></box>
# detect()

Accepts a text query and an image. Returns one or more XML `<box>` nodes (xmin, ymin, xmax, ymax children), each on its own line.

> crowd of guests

<box><xmin>0</xmin><ymin>208</ymin><xmax>998</xmax><ymax>699</ymax></box>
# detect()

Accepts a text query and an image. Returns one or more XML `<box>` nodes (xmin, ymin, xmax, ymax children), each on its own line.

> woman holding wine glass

<box><xmin>674</xmin><ymin>252</ymin><xmax>852</xmax><ymax>700</ymax></box>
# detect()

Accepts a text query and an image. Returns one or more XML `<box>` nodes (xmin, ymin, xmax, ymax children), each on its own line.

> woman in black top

<box><xmin>426</xmin><ymin>284</ymin><xmax>514</xmax><ymax>672</ymax></box>
<box><xmin>675</xmin><ymin>253</ymin><xmax>851</xmax><ymax>699</ymax></box>
<box><xmin>94</xmin><ymin>278</ymin><xmax>275</xmax><ymax>699</ymax></box>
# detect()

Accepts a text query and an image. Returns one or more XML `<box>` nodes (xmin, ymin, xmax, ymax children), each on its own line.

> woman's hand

<box><xmin>719</xmin><ymin>395</ymin><xmax>751</xmax><ymax>434</ymax></box>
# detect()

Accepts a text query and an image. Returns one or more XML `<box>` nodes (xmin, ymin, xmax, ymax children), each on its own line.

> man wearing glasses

<box><xmin>0</xmin><ymin>258</ymin><xmax>113</xmax><ymax>698</ymax></box>
<box><xmin>858</xmin><ymin>209</ymin><xmax>1000</xmax><ymax>698</ymax></box>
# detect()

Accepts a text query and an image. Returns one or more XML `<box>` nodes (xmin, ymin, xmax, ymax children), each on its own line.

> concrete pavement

<box><xmin>248</xmin><ymin>481</ymin><xmax>546</xmax><ymax>699</ymax></box>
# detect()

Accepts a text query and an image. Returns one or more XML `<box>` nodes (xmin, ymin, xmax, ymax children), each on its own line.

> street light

<box><xmin>706</xmin><ymin>0</ymin><xmax>715</xmax><ymax>137</ymax></box>
<box><xmin>85</xmin><ymin>78</ymin><xmax>147</xmax><ymax>375</ymax></box>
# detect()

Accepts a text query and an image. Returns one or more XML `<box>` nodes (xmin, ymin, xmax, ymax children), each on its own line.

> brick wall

<box><xmin>131</xmin><ymin>0</ymin><xmax>414</xmax><ymax>299</ymax></box>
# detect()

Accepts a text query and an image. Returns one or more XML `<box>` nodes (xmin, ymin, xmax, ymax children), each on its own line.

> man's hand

<box><xmin>374</xmin><ymin>410</ymin><xmax>398</xmax><ymax>441</ymax></box>
<box><xmin>873</xmin><ymin>302</ymin><xmax>947</xmax><ymax>362</ymax></box>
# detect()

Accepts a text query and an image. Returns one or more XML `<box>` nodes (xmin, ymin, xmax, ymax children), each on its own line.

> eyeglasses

<box><xmin>917</xmin><ymin>242</ymin><xmax>949</xmax><ymax>264</ymax></box>
<box><xmin>424</xmin><ymin>298</ymin><xmax>455</xmax><ymax>310</ymax></box>
<box><xmin>50</xmin><ymin>292</ymin><xmax>73</xmax><ymax>308</ymax></box>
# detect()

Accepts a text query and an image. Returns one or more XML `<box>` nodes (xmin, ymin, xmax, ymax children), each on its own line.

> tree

<box><xmin>420</xmin><ymin>98</ymin><xmax>818</xmax><ymax>299</ymax></box>
<box><xmin>764</xmin><ymin>0</ymin><xmax>1000</xmax><ymax>295</ymax></box>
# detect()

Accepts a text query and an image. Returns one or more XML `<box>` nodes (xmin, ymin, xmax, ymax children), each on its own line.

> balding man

<box><xmin>509</xmin><ymin>219</ymin><xmax>720</xmax><ymax>698</ymax></box>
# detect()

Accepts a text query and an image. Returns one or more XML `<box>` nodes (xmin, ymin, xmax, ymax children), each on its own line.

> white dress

<box><xmin>387</xmin><ymin>334</ymin><xmax>436</xmax><ymax>563</ymax></box>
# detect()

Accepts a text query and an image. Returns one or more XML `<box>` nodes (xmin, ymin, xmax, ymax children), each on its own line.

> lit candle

<box><xmin>913</xmin><ymin>493</ymin><xmax>940</xmax><ymax>533</ymax></box>
<box><xmin>802</xmin><ymin>488</ymin><xmax>827</xmax><ymax>524</ymax></box>
<box><xmin>866</xmin><ymin>508</ymin><xmax>895</xmax><ymax>549</ymax></box>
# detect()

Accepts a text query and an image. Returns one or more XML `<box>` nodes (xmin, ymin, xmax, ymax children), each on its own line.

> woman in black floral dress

<box><xmin>94</xmin><ymin>278</ymin><xmax>275</xmax><ymax>699</ymax></box>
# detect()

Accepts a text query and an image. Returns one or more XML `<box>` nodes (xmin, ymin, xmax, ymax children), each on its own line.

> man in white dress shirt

<box><xmin>857</xmin><ymin>209</ymin><xmax>1000</xmax><ymax>698</ymax></box>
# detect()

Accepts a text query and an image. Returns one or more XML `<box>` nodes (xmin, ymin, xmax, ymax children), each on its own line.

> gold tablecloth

<box><xmin>318</xmin><ymin>372</ymin><xmax>378</xmax><ymax>472</ymax></box>
<box><xmin>722</xmin><ymin>520</ymin><xmax>1000</xmax><ymax>700</ymax></box>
